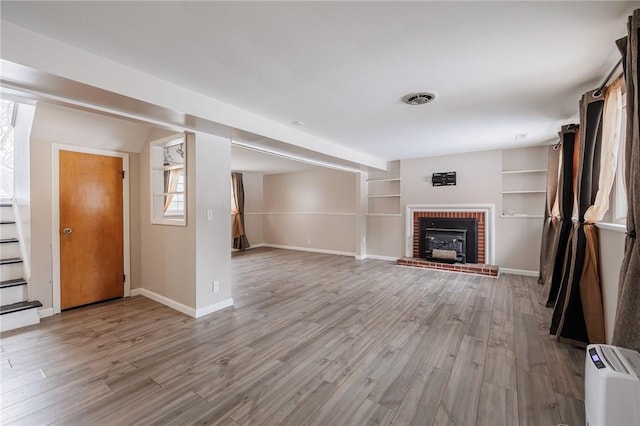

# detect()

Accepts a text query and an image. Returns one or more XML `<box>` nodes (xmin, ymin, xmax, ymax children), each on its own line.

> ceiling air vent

<box><xmin>403</xmin><ymin>92</ymin><xmax>436</xmax><ymax>105</ymax></box>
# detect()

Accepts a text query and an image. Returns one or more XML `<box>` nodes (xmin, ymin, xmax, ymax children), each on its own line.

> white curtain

<box><xmin>585</xmin><ymin>77</ymin><xmax>624</xmax><ymax>222</ymax></box>
<box><xmin>163</xmin><ymin>168</ymin><xmax>181</xmax><ymax>213</ymax></box>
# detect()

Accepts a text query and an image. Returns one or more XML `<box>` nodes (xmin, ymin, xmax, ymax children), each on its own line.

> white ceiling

<box><xmin>1</xmin><ymin>1</ymin><xmax>636</xmax><ymax>168</ymax></box>
<box><xmin>231</xmin><ymin>145</ymin><xmax>326</xmax><ymax>175</ymax></box>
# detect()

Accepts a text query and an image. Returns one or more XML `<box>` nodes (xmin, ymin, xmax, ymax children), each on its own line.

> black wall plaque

<box><xmin>432</xmin><ymin>171</ymin><xmax>456</xmax><ymax>186</ymax></box>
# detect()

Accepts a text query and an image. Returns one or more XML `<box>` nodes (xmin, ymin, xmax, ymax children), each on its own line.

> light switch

<box><xmin>207</xmin><ymin>210</ymin><xmax>213</xmax><ymax>221</ymax></box>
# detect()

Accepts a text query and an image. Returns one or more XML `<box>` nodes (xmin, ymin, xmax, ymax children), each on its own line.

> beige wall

<box><xmin>139</xmin><ymin>130</ymin><xmax>196</xmax><ymax>308</ymax></box>
<box><xmin>599</xmin><ymin>227</ymin><xmax>625</xmax><ymax>343</ymax></box>
<box><xmin>263</xmin><ymin>169</ymin><xmax>357</xmax><ymax>254</ymax></box>
<box><xmin>390</xmin><ymin>147</ymin><xmax>546</xmax><ymax>271</ymax></box>
<box><xmin>28</xmin><ymin>104</ymin><xmax>148</xmax><ymax>310</ymax></box>
<box><xmin>128</xmin><ymin>153</ymin><xmax>141</xmax><ymax>290</ymax></box>
<box><xmin>365</xmin><ymin>216</ymin><xmax>404</xmax><ymax>258</ymax></box>
<box><xmin>139</xmin><ymin>131</ymin><xmax>233</xmax><ymax>312</ymax></box>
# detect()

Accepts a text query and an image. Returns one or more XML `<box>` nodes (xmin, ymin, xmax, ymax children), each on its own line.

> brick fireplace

<box><xmin>413</xmin><ymin>211</ymin><xmax>485</xmax><ymax>263</ymax></box>
<box><xmin>398</xmin><ymin>204</ymin><xmax>497</xmax><ymax>277</ymax></box>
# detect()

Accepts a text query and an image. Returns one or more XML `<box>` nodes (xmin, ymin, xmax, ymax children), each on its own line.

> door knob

<box><xmin>63</xmin><ymin>228</ymin><xmax>73</xmax><ymax>235</ymax></box>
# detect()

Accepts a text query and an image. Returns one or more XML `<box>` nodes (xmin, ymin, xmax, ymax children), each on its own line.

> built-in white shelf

<box><xmin>501</xmin><ymin>169</ymin><xmax>547</xmax><ymax>174</ymax></box>
<box><xmin>367</xmin><ymin>162</ymin><xmax>402</xmax><ymax>215</ymax></box>
<box><xmin>367</xmin><ymin>178</ymin><xmax>402</xmax><ymax>183</ymax></box>
<box><xmin>501</xmin><ymin>146</ymin><xmax>549</xmax><ymax>218</ymax></box>
<box><xmin>154</xmin><ymin>192</ymin><xmax>185</xmax><ymax>196</ymax></box>
<box><xmin>154</xmin><ymin>164</ymin><xmax>184</xmax><ymax>171</ymax></box>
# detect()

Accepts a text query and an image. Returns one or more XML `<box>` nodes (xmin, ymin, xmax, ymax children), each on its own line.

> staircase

<box><xmin>0</xmin><ymin>200</ymin><xmax>41</xmax><ymax>332</ymax></box>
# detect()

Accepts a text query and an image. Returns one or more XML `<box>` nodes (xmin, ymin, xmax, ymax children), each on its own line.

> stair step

<box><xmin>0</xmin><ymin>278</ymin><xmax>27</xmax><ymax>289</ymax></box>
<box><xmin>1</xmin><ymin>300</ymin><xmax>42</xmax><ymax>315</ymax></box>
<box><xmin>0</xmin><ymin>258</ymin><xmax>23</xmax><ymax>265</ymax></box>
<box><xmin>1</xmin><ymin>220</ymin><xmax>16</xmax><ymax>225</ymax></box>
<box><xmin>0</xmin><ymin>238</ymin><xmax>19</xmax><ymax>244</ymax></box>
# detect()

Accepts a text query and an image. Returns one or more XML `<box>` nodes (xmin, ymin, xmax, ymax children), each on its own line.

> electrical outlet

<box><xmin>307</xmin><ymin>238</ymin><xmax>311</xmax><ymax>244</ymax></box>
<box><xmin>213</xmin><ymin>280</ymin><xmax>219</xmax><ymax>293</ymax></box>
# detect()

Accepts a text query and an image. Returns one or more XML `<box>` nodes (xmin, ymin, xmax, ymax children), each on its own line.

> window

<box><xmin>613</xmin><ymin>85</ymin><xmax>627</xmax><ymax>224</ymax></box>
<box><xmin>164</xmin><ymin>172</ymin><xmax>185</xmax><ymax>216</ymax></box>
<box><xmin>0</xmin><ymin>100</ymin><xmax>16</xmax><ymax>199</ymax></box>
<box><xmin>150</xmin><ymin>134</ymin><xmax>187</xmax><ymax>226</ymax></box>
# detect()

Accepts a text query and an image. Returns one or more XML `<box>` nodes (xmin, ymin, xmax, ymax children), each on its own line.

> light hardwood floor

<box><xmin>0</xmin><ymin>248</ymin><xmax>585</xmax><ymax>425</ymax></box>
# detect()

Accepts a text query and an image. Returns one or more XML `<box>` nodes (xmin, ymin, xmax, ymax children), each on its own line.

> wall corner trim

<box><xmin>138</xmin><ymin>288</ymin><xmax>196</xmax><ymax>317</ymax></box>
<box><xmin>499</xmin><ymin>268</ymin><xmax>538</xmax><ymax>277</ymax></box>
<box><xmin>195</xmin><ymin>298</ymin><xmax>234</xmax><ymax>318</ymax></box>
<box><xmin>130</xmin><ymin>288</ymin><xmax>143</xmax><ymax>297</ymax></box>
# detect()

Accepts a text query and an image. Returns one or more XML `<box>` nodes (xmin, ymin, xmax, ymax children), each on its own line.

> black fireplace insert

<box><xmin>418</xmin><ymin>217</ymin><xmax>478</xmax><ymax>264</ymax></box>
<box><xmin>425</xmin><ymin>228</ymin><xmax>466</xmax><ymax>263</ymax></box>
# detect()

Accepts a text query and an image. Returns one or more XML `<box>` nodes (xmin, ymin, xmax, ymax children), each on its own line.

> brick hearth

<box><xmin>396</xmin><ymin>257</ymin><xmax>499</xmax><ymax>277</ymax></box>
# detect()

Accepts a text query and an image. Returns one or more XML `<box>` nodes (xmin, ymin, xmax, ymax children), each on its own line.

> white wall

<box><xmin>13</xmin><ymin>103</ymin><xmax>36</xmax><ymax>279</ymax></box>
<box><xmin>194</xmin><ymin>133</ymin><xmax>232</xmax><ymax>311</ymax></box>
<box><xmin>598</xmin><ymin>226</ymin><xmax>625</xmax><ymax>343</ymax></box>
<box><xmin>263</xmin><ymin>169</ymin><xmax>357</xmax><ymax>254</ymax></box>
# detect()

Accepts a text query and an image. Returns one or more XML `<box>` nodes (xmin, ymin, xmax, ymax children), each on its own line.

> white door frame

<box><xmin>51</xmin><ymin>144</ymin><xmax>131</xmax><ymax>314</ymax></box>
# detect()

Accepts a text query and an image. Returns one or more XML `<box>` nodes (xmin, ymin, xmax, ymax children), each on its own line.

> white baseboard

<box><xmin>127</xmin><ymin>288</ymin><xmax>233</xmax><ymax>318</ymax></box>
<box><xmin>137</xmin><ymin>288</ymin><xmax>196</xmax><ymax>317</ymax></box>
<box><xmin>500</xmin><ymin>268</ymin><xmax>538</xmax><ymax>277</ymax></box>
<box><xmin>361</xmin><ymin>254</ymin><xmax>399</xmax><ymax>262</ymax></box>
<box><xmin>195</xmin><ymin>298</ymin><xmax>234</xmax><ymax>318</ymax></box>
<box><xmin>38</xmin><ymin>307</ymin><xmax>54</xmax><ymax>318</ymax></box>
<box><xmin>263</xmin><ymin>244</ymin><xmax>355</xmax><ymax>257</ymax></box>
<box><xmin>231</xmin><ymin>243</ymin><xmax>265</xmax><ymax>252</ymax></box>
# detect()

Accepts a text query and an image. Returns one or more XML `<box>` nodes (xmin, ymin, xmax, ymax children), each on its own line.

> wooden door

<box><xmin>60</xmin><ymin>150</ymin><xmax>124</xmax><ymax>310</ymax></box>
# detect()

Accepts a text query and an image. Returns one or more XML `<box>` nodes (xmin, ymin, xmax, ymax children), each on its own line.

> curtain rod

<box><xmin>594</xmin><ymin>58</ymin><xmax>623</xmax><ymax>97</ymax></box>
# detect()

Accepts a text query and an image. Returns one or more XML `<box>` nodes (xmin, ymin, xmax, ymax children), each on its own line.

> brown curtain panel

<box><xmin>551</xmin><ymin>89</ymin><xmax>606</xmax><ymax>346</ymax></box>
<box><xmin>538</xmin><ymin>143</ymin><xmax>561</xmax><ymax>285</ymax></box>
<box><xmin>613</xmin><ymin>14</ymin><xmax>640</xmax><ymax>352</ymax></box>
<box><xmin>231</xmin><ymin>172</ymin><xmax>250</xmax><ymax>250</ymax></box>
<box><xmin>542</xmin><ymin>125</ymin><xmax>579</xmax><ymax>306</ymax></box>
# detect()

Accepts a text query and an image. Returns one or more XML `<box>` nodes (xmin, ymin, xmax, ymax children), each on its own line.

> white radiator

<box><xmin>585</xmin><ymin>344</ymin><xmax>640</xmax><ymax>426</ymax></box>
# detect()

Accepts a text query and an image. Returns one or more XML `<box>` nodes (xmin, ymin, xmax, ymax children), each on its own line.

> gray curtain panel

<box><xmin>551</xmin><ymin>90</ymin><xmax>606</xmax><ymax>346</ymax></box>
<box><xmin>232</xmin><ymin>172</ymin><xmax>251</xmax><ymax>250</ymax></box>
<box><xmin>613</xmin><ymin>12</ymin><xmax>640</xmax><ymax>352</ymax></box>
<box><xmin>538</xmin><ymin>143</ymin><xmax>561</xmax><ymax>285</ymax></box>
<box><xmin>542</xmin><ymin>125</ymin><xmax>579</xmax><ymax>307</ymax></box>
